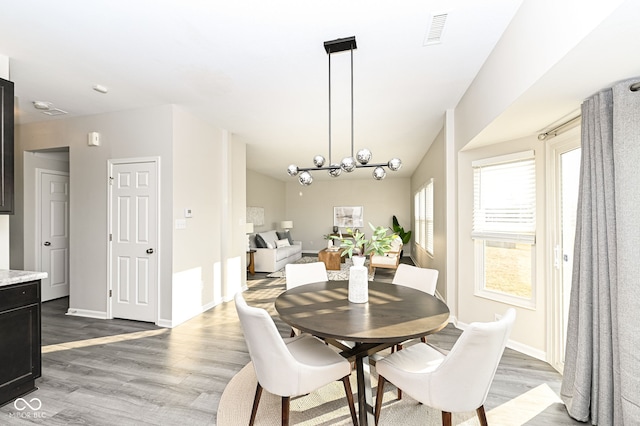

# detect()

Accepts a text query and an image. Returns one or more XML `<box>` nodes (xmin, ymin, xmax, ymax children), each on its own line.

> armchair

<box><xmin>369</xmin><ymin>235</ymin><xmax>403</xmax><ymax>273</ymax></box>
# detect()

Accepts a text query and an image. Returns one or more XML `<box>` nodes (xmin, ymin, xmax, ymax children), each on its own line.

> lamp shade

<box><xmin>245</xmin><ymin>222</ymin><xmax>254</xmax><ymax>234</ymax></box>
<box><xmin>281</xmin><ymin>220</ymin><xmax>293</xmax><ymax>230</ymax></box>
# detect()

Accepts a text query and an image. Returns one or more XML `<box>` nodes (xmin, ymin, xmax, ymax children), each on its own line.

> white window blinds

<box><xmin>472</xmin><ymin>151</ymin><xmax>536</xmax><ymax>244</ymax></box>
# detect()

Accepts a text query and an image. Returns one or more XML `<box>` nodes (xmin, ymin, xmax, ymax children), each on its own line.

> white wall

<box><xmin>14</xmin><ymin>104</ymin><xmax>244</xmax><ymax>327</ymax></box>
<box><xmin>285</xmin><ymin>177</ymin><xmax>411</xmax><ymax>254</ymax></box>
<box><xmin>411</xmin><ymin>128</ymin><xmax>447</xmax><ymax>298</ymax></box>
<box><xmin>246</xmin><ymin>170</ymin><xmax>285</xmax><ymax>232</ymax></box>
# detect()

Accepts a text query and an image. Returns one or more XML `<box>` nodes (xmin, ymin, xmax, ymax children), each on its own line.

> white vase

<box><xmin>348</xmin><ymin>256</ymin><xmax>368</xmax><ymax>303</ymax></box>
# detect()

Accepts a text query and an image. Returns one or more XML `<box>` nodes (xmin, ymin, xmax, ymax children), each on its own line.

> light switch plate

<box><xmin>176</xmin><ymin>219</ymin><xmax>187</xmax><ymax>229</ymax></box>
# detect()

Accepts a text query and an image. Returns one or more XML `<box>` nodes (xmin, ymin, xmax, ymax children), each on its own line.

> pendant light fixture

<box><xmin>287</xmin><ymin>36</ymin><xmax>402</xmax><ymax>186</ymax></box>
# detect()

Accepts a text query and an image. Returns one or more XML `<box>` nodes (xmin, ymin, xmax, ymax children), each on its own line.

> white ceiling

<box><xmin>2</xmin><ymin>1</ymin><xmax>639</xmax><ymax>182</ymax></box>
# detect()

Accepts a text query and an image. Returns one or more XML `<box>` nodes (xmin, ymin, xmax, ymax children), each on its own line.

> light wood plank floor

<box><xmin>0</xmin><ymin>264</ymin><xmax>582</xmax><ymax>425</ymax></box>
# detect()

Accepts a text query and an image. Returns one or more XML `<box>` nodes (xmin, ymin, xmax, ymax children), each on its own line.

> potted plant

<box><xmin>331</xmin><ymin>223</ymin><xmax>397</xmax><ymax>265</ymax></box>
<box><xmin>392</xmin><ymin>215</ymin><xmax>412</xmax><ymax>257</ymax></box>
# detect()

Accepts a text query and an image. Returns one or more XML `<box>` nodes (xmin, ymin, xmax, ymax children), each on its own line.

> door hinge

<box><xmin>109</xmin><ymin>289</ymin><xmax>112</xmax><ymax>297</ymax></box>
<box><xmin>109</xmin><ymin>176</ymin><xmax>114</xmax><ymax>185</ymax></box>
<box><xmin>109</xmin><ymin>233</ymin><xmax>112</xmax><ymax>242</ymax></box>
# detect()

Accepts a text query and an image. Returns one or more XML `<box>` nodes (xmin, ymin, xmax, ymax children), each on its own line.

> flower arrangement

<box><xmin>331</xmin><ymin>223</ymin><xmax>397</xmax><ymax>258</ymax></box>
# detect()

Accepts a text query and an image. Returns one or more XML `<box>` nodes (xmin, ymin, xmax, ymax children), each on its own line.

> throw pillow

<box><xmin>277</xmin><ymin>230</ymin><xmax>294</xmax><ymax>245</ymax></box>
<box><xmin>276</xmin><ymin>239</ymin><xmax>291</xmax><ymax>248</ymax></box>
<box><xmin>255</xmin><ymin>234</ymin><xmax>268</xmax><ymax>248</ymax></box>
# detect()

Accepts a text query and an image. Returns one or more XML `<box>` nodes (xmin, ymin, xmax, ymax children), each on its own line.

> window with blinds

<box><xmin>472</xmin><ymin>150</ymin><xmax>536</xmax><ymax>305</ymax></box>
<box><xmin>472</xmin><ymin>151</ymin><xmax>535</xmax><ymax>244</ymax></box>
<box><xmin>414</xmin><ymin>178</ymin><xmax>434</xmax><ymax>255</ymax></box>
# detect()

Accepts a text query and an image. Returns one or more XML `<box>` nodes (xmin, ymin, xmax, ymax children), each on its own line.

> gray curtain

<box><xmin>561</xmin><ymin>78</ymin><xmax>640</xmax><ymax>425</ymax></box>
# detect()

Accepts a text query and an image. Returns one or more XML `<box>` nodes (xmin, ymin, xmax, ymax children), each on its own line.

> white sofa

<box><xmin>250</xmin><ymin>230</ymin><xmax>302</xmax><ymax>273</ymax></box>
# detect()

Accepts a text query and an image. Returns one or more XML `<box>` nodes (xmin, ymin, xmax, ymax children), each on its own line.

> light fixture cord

<box><xmin>350</xmin><ymin>46</ymin><xmax>354</xmax><ymax>158</ymax></box>
<box><xmin>328</xmin><ymin>48</ymin><xmax>332</xmax><ymax>163</ymax></box>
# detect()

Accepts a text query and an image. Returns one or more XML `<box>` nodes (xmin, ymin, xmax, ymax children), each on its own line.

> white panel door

<box><xmin>110</xmin><ymin>160</ymin><xmax>158</xmax><ymax>322</ymax></box>
<box><xmin>40</xmin><ymin>171</ymin><xmax>70</xmax><ymax>302</ymax></box>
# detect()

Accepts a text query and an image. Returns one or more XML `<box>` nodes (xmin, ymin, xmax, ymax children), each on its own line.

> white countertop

<box><xmin>0</xmin><ymin>270</ymin><xmax>48</xmax><ymax>287</ymax></box>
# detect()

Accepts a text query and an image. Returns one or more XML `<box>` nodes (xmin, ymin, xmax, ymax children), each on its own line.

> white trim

<box><xmin>471</xmin><ymin>149</ymin><xmax>534</xmax><ymax>167</ymax></box>
<box><xmin>65</xmin><ymin>308</ymin><xmax>108</xmax><ymax>320</ymax></box>
<box><xmin>545</xmin><ymin>127</ymin><xmax>580</xmax><ymax>373</ymax></box>
<box><xmin>34</xmin><ymin>168</ymin><xmax>69</xmax><ymax>276</ymax></box>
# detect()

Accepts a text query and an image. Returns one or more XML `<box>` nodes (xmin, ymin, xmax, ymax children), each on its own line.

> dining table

<box><xmin>274</xmin><ymin>279</ymin><xmax>450</xmax><ymax>426</ymax></box>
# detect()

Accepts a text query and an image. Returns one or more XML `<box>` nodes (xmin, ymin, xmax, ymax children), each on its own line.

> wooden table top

<box><xmin>275</xmin><ymin>280</ymin><xmax>450</xmax><ymax>344</ymax></box>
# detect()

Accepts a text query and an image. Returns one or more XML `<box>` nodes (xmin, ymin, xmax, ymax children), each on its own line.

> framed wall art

<box><xmin>333</xmin><ymin>206</ymin><xmax>363</xmax><ymax>228</ymax></box>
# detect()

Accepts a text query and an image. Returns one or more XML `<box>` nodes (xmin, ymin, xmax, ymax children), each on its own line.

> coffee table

<box><xmin>317</xmin><ymin>248</ymin><xmax>344</xmax><ymax>270</ymax></box>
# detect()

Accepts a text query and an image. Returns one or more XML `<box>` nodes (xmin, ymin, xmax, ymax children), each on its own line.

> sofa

<box><xmin>250</xmin><ymin>230</ymin><xmax>302</xmax><ymax>273</ymax></box>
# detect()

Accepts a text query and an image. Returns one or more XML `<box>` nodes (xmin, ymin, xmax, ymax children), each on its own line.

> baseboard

<box><xmin>65</xmin><ymin>308</ymin><xmax>108</xmax><ymax>319</ymax></box>
<box><xmin>158</xmin><ymin>298</ymin><xmax>224</xmax><ymax>328</ymax></box>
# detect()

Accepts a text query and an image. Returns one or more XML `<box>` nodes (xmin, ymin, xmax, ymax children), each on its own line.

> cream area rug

<box><xmin>267</xmin><ymin>256</ymin><xmax>375</xmax><ymax>281</ymax></box>
<box><xmin>217</xmin><ymin>363</ymin><xmax>565</xmax><ymax>426</ymax></box>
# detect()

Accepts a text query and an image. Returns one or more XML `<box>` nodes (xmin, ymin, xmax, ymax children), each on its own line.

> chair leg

<box><xmin>290</xmin><ymin>328</ymin><xmax>295</xmax><ymax>337</ymax></box>
<box><xmin>249</xmin><ymin>383</ymin><xmax>263</xmax><ymax>426</ymax></box>
<box><xmin>441</xmin><ymin>411</ymin><xmax>452</xmax><ymax>426</ymax></box>
<box><xmin>395</xmin><ymin>343</ymin><xmax>403</xmax><ymax>400</ymax></box>
<box><xmin>341</xmin><ymin>376</ymin><xmax>358</xmax><ymax>426</ymax></box>
<box><xmin>281</xmin><ymin>396</ymin><xmax>290</xmax><ymax>426</ymax></box>
<box><xmin>374</xmin><ymin>375</ymin><xmax>386</xmax><ymax>425</ymax></box>
<box><xmin>476</xmin><ymin>405</ymin><xmax>488</xmax><ymax>426</ymax></box>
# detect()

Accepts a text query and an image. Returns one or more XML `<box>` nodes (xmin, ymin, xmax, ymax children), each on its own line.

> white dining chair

<box><xmin>392</xmin><ymin>263</ymin><xmax>439</xmax><ymax>295</ymax></box>
<box><xmin>284</xmin><ymin>261</ymin><xmax>329</xmax><ymax>336</ymax></box>
<box><xmin>389</xmin><ymin>264</ymin><xmax>440</xmax><ymax>398</ymax></box>
<box><xmin>234</xmin><ymin>292</ymin><xmax>357</xmax><ymax>426</ymax></box>
<box><xmin>374</xmin><ymin>308</ymin><xmax>516</xmax><ymax>426</ymax></box>
<box><xmin>285</xmin><ymin>261</ymin><xmax>329</xmax><ymax>289</ymax></box>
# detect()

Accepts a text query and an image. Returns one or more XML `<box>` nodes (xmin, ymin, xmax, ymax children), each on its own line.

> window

<box><xmin>414</xmin><ymin>179</ymin><xmax>434</xmax><ymax>255</ymax></box>
<box><xmin>472</xmin><ymin>151</ymin><xmax>535</xmax><ymax>306</ymax></box>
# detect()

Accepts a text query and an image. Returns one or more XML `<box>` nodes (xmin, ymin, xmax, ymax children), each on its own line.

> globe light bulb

<box><xmin>287</xmin><ymin>164</ymin><xmax>299</xmax><ymax>176</ymax></box>
<box><xmin>341</xmin><ymin>156</ymin><xmax>356</xmax><ymax>172</ymax></box>
<box><xmin>388</xmin><ymin>158</ymin><xmax>402</xmax><ymax>171</ymax></box>
<box><xmin>298</xmin><ymin>171</ymin><xmax>313</xmax><ymax>186</ymax></box>
<box><xmin>313</xmin><ymin>155</ymin><xmax>326</xmax><ymax>168</ymax></box>
<box><xmin>373</xmin><ymin>166</ymin><xmax>386</xmax><ymax>180</ymax></box>
<box><xmin>328</xmin><ymin>163</ymin><xmax>342</xmax><ymax>177</ymax></box>
<box><xmin>356</xmin><ymin>148</ymin><xmax>372</xmax><ymax>165</ymax></box>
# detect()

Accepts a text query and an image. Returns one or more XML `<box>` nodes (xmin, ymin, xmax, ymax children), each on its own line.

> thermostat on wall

<box><xmin>88</xmin><ymin>131</ymin><xmax>101</xmax><ymax>146</ymax></box>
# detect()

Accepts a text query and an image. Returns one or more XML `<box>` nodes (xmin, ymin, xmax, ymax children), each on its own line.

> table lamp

<box><xmin>280</xmin><ymin>220</ymin><xmax>293</xmax><ymax>232</ymax></box>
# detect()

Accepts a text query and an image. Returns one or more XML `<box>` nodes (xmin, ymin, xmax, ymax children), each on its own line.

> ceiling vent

<box><xmin>423</xmin><ymin>12</ymin><xmax>448</xmax><ymax>46</ymax></box>
<box><xmin>41</xmin><ymin>108</ymin><xmax>68</xmax><ymax>116</ymax></box>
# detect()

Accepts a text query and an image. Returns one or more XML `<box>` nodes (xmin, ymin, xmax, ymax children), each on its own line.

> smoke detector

<box><xmin>33</xmin><ymin>101</ymin><xmax>52</xmax><ymax>110</ymax></box>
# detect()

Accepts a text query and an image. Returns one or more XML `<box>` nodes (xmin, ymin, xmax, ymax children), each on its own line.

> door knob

<box><xmin>44</xmin><ymin>241</ymin><xmax>51</xmax><ymax>246</ymax></box>
<box><xmin>146</xmin><ymin>248</ymin><xmax>154</xmax><ymax>254</ymax></box>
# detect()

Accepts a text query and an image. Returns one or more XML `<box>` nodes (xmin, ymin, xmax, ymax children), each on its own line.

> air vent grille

<box><xmin>424</xmin><ymin>13</ymin><xmax>448</xmax><ymax>46</ymax></box>
<box><xmin>42</xmin><ymin>108</ymin><xmax>68</xmax><ymax>116</ymax></box>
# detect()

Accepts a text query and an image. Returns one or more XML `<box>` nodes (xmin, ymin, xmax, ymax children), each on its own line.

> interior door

<box><xmin>39</xmin><ymin>170</ymin><xmax>70</xmax><ymax>302</ymax></box>
<box><xmin>109</xmin><ymin>159</ymin><xmax>158</xmax><ymax>323</ymax></box>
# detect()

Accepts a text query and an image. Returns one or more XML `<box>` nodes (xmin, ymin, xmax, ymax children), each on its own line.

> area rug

<box><xmin>217</xmin><ymin>362</ymin><xmax>564</xmax><ymax>425</ymax></box>
<box><xmin>267</xmin><ymin>256</ymin><xmax>375</xmax><ymax>281</ymax></box>
<box><xmin>217</xmin><ymin>362</ymin><xmax>476</xmax><ymax>425</ymax></box>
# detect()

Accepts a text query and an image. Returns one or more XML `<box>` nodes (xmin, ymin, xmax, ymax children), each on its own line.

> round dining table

<box><xmin>275</xmin><ymin>280</ymin><xmax>450</xmax><ymax>426</ymax></box>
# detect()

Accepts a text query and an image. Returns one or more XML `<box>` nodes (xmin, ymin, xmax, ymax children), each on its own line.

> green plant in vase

<box><xmin>331</xmin><ymin>223</ymin><xmax>397</xmax><ymax>260</ymax></box>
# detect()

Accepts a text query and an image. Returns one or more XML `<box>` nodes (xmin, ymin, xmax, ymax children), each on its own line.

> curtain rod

<box><xmin>538</xmin><ymin>115</ymin><xmax>581</xmax><ymax>141</ymax></box>
<box><xmin>538</xmin><ymin>82</ymin><xmax>639</xmax><ymax>141</ymax></box>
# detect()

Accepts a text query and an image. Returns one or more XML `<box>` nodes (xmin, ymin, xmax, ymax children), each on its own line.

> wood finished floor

<box><xmin>0</xmin><ymin>263</ymin><xmax>582</xmax><ymax>425</ymax></box>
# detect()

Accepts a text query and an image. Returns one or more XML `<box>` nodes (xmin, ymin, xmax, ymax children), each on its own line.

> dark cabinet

<box><xmin>0</xmin><ymin>280</ymin><xmax>41</xmax><ymax>407</ymax></box>
<box><xmin>0</xmin><ymin>77</ymin><xmax>14</xmax><ymax>214</ymax></box>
